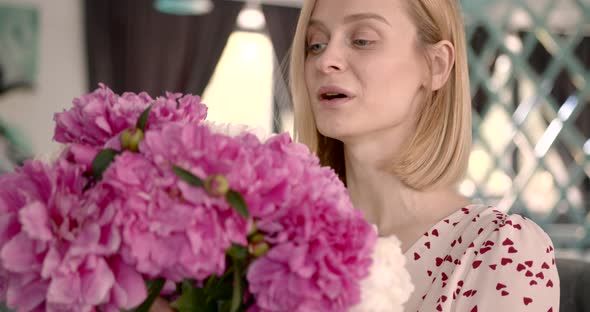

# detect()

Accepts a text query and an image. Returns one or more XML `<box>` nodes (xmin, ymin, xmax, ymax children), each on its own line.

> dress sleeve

<box><xmin>453</xmin><ymin>214</ymin><xmax>560</xmax><ymax>312</ymax></box>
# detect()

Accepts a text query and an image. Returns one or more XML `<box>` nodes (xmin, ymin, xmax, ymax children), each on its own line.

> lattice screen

<box><xmin>459</xmin><ymin>0</ymin><xmax>589</xmax><ymax>252</ymax></box>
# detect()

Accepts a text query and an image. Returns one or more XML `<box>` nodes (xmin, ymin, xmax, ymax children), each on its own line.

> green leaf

<box><xmin>220</xmin><ymin>299</ymin><xmax>245</xmax><ymax>312</ymax></box>
<box><xmin>226</xmin><ymin>244</ymin><xmax>248</xmax><ymax>261</ymax></box>
<box><xmin>136</xmin><ymin>105</ymin><xmax>152</xmax><ymax>131</ymax></box>
<box><xmin>206</xmin><ymin>269</ymin><xmax>234</xmax><ymax>301</ymax></box>
<box><xmin>219</xmin><ymin>300</ymin><xmax>232</xmax><ymax>312</ymax></box>
<box><xmin>225</xmin><ymin>191</ymin><xmax>249</xmax><ymax>219</ymax></box>
<box><xmin>172</xmin><ymin>165</ymin><xmax>204</xmax><ymax>187</ymax></box>
<box><xmin>131</xmin><ymin>278</ymin><xmax>165</xmax><ymax>312</ymax></box>
<box><xmin>205</xmin><ymin>275</ymin><xmax>217</xmax><ymax>290</ymax></box>
<box><xmin>170</xmin><ymin>280</ymin><xmax>215</xmax><ymax>312</ymax></box>
<box><xmin>91</xmin><ymin>148</ymin><xmax>120</xmax><ymax>180</ymax></box>
<box><xmin>207</xmin><ymin>283</ymin><xmax>233</xmax><ymax>303</ymax></box>
<box><xmin>230</xmin><ymin>263</ymin><xmax>243</xmax><ymax>312</ymax></box>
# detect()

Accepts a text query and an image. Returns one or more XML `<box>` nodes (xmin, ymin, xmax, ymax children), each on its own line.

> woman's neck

<box><xmin>344</xmin><ymin>144</ymin><xmax>471</xmax><ymax>251</ymax></box>
<box><xmin>344</xmin><ymin>149</ymin><xmax>419</xmax><ymax>233</ymax></box>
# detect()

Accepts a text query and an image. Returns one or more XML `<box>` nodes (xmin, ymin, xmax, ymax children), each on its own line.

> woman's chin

<box><xmin>317</xmin><ymin>126</ymin><xmax>354</xmax><ymax>142</ymax></box>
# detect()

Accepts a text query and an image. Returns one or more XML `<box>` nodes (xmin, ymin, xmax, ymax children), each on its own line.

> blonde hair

<box><xmin>289</xmin><ymin>0</ymin><xmax>472</xmax><ymax>190</ymax></box>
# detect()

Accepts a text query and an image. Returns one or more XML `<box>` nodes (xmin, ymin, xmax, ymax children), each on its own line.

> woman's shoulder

<box><xmin>457</xmin><ymin>204</ymin><xmax>559</xmax><ymax>289</ymax></box>
<box><xmin>449</xmin><ymin>204</ymin><xmax>560</xmax><ymax>311</ymax></box>
<box><xmin>402</xmin><ymin>204</ymin><xmax>559</xmax><ymax>311</ymax></box>
<box><xmin>462</xmin><ymin>204</ymin><xmax>554</xmax><ymax>250</ymax></box>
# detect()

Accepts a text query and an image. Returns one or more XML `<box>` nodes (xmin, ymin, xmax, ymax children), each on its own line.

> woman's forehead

<box><xmin>309</xmin><ymin>0</ymin><xmax>407</xmax><ymax>27</ymax></box>
<box><xmin>308</xmin><ymin>0</ymin><xmax>415</xmax><ymax>30</ymax></box>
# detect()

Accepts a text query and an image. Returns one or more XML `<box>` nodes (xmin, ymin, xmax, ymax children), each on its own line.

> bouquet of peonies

<box><xmin>0</xmin><ymin>85</ymin><xmax>413</xmax><ymax>312</ymax></box>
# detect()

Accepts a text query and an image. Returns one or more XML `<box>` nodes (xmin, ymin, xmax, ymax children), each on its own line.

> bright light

<box><xmin>534</xmin><ymin>120</ymin><xmax>562</xmax><ymax>158</ymax></box>
<box><xmin>459</xmin><ymin>180</ymin><xmax>476</xmax><ymax>197</ymax></box>
<box><xmin>238</xmin><ymin>7</ymin><xmax>266</xmax><ymax>30</ymax></box>
<box><xmin>202</xmin><ymin>31</ymin><xmax>274</xmax><ymax>134</ymax></box>
<box><xmin>557</xmin><ymin>96</ymin><xmax>578</xmax><ymax>121</ymax></box>
<box><xmin>504</xmin><ymin>34</ymin><xmax>523</xmax><ymax>53</ymax></box>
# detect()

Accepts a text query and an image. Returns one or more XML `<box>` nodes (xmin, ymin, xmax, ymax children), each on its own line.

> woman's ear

<box><xmin>428</xmin><ymin>40</ymin><xmax>455</xmax><ymax>91</ymax></box>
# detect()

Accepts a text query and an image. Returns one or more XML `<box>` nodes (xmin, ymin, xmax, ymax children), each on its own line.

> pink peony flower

<box><xmin>53</xmin><ymin>84</ymin><xmax>119</xmax><ymax>146</ymax></box>
<box><xmin>54</xmin><ymin>84</ymin><xmax>207</xmax><ymax>148</ymax></box>
<box><xmin>0</xmin><ymin>161</ymin><xmax>53</xmax><ymax>312</ymax></box>
<box><xmin>101</xmin><ymin>137</ymin><xmax>244</xmax><ymax>281</ymax></box>
<box><xmin>7</xmin><ymin>84</ymin><xmax>383</xmax><ymax>311</ymax></box>
<box><xmin>244</xmin><ymin>134</ymin><xmax>377</xmax><ymax>312</ymax></box>
<box><xmin>0</xmin><ymin>158</ymin><xmax>146</xmax><ymax>311</ymax></box>
<box><xmin>150</xmin><ymin>91</ymin><xmax>208</xmax><ymax>127</ymax></box>
<box><xmin>140</xmin><ymin>122</ymin><xmax>254</xmax><ymax>242</ymax></box>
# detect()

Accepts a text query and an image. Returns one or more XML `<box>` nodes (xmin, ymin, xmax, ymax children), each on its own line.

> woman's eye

<box><xmin>353</xmin><ymin>39</ymin><xmax>374</xmax><ymax>48</ymax></box>
<box><xmin>307</xmin><ymin>42</ymin><xmax>327</xmax><ymax>54</ymax></box>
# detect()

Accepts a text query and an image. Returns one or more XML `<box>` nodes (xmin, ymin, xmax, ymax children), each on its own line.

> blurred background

<box><xmin>0</xmin><ymin>0</ymin><xmax>588</xmax><ymax>260</ymax></box>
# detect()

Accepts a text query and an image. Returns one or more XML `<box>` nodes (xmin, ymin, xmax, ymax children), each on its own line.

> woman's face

<box><xmin>304</xmin><ymin>0</ymin><xmax>427</xmax><ymax>144</ymax></box>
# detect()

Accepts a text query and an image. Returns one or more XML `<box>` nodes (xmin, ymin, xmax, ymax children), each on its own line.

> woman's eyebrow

<box><xmin>308</xmin><ymin>12</ymin><xmax>391</xmax><ymax>30</ymax></box>
<box><xmin>342</xmin><ymin>13</ymin><xmax>391</xmax><ymax>27</ymax></box>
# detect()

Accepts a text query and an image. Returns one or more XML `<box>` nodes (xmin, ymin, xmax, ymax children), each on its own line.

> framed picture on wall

<box><xmin>0</xmin><ymin>3</ymin><xmax>39</xmax><ymax>94</ymax></box>
<box><xmin>0</xmin><ymin>4</ymin><xmax>38</xmax><ymax>173</ymax></box>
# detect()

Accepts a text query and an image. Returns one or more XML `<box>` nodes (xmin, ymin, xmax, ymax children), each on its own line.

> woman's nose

<box><xmin>315</xmin><ymin>43</ymin><xmax>346</xmax><ymax>74</ymax></box>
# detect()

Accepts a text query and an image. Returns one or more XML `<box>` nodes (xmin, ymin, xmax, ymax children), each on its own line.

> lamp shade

<box><xmin>154</xmin><ymin>0</ymin><xmax>214</xmax><ymax>15</ymax></box>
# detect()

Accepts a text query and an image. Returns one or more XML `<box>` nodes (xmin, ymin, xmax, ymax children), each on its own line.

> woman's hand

<box><xmin>148</xmin><ymin>297</ymin><xmax>175</xmax><ymax>312</ymax></box>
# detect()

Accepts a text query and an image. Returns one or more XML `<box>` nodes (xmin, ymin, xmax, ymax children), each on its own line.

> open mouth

<box><xmin>320</xmin><ymin>92</ymin><xmax>349</xmax><ymax>101</ymax></box>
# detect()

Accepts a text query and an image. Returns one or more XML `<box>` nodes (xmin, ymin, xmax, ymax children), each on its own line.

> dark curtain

<box><xmin>261</xmin><ymin>5</ymin><xmax>300</xmax><ymax>73</ymax></box>
<box><xmin>85</xmin><ymin>0</ymin><xmax>243</xmax><ymax>96</ymax></box>
<box><xmin>261</xmin><ymin>4</ymin><xmax>300</xmax><ymax>132</ymax></box>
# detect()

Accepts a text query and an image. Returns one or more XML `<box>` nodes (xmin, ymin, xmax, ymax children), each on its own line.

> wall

<box><xmin>0</xmin><ymin>0</ymin><xmax>86</xmax><ymax>156</ymax></box>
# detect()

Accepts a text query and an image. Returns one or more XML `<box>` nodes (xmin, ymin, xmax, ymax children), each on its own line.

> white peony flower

<box><xmin>350</xmin><ymin>235</ymin><xmax>414</xmax><ymax>312</ymax></box>
<box><xmin>202</xmin><ymin>121</ymin><xmax>273</xmax><ymax>142</ymax></box>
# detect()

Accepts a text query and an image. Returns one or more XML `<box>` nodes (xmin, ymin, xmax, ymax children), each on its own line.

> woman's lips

<box><xmin>316</xmin><ymin>86</ymin><xmax>354</xmax><ymax>106</ymax></box>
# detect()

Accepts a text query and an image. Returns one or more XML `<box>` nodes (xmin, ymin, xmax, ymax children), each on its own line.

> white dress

<box><xmin>403</xmin><ymin>204</ymin><xmax>560</xmax><ymax>312</ymax></box>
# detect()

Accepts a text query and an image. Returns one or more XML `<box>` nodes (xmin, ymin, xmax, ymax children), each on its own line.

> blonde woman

<box><xmin>290</xmin><ymin>0</ymin><xmax>560</xmax><ymax>310</ymax></box>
